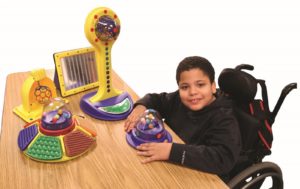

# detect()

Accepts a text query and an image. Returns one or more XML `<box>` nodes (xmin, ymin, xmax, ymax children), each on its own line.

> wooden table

<box><xmin>0</xmin><ymin>71</ymin><xmax>228</xmax><ymax>189</ymax></box>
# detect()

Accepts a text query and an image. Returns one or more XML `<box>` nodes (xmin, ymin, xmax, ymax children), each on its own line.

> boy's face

<box><xmin>178</xmin><ymin>68</ymin><xmax>216</xmax><ymax>111</ymax></box>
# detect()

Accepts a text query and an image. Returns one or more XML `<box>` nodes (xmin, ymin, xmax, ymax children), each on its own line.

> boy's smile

<box><xmin>178</xmin><ymin>69</ymin><xmax>216</xmax><ymax>111</ymax></box>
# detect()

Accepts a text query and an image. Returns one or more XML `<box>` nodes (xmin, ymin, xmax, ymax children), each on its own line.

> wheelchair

<box><xmin>218</xmin><ymin>64</ymin><xmax>297</xmax><ymax>189</ymax></box>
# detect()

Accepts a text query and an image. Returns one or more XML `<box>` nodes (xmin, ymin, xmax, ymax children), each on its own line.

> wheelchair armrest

<box><xmin>227</xmin><ymin>161</ymin><xmax>283</xmax><ymax>189</ymax></box>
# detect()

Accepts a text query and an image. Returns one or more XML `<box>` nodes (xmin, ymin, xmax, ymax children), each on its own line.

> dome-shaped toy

<box><xmin>126</xmin><ymin>109</ymin><xmax>172</xmax><ymax>148</ymax></box>
<box><xmin>17</xmin><ymin>98</ymin><xmax>96</xmax><ymax>162</ymax></box>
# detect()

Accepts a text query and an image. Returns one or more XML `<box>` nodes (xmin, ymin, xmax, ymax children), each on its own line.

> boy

<box><xmin>124</xmin><ymin>56</ymin><xmax>241</xmax><ymax>181</ymax></box>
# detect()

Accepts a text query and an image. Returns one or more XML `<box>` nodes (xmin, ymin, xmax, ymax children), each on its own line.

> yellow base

<box><xmin>13</xmin><ymin>105</ymin><xmax>43</xmax><ymax>123</ymax></box>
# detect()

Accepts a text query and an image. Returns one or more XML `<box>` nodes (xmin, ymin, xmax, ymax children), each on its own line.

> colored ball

<box><xmin>95</xmin><ymin>15</ymin><xmax>120</xmax><ymax>42</ymax></box>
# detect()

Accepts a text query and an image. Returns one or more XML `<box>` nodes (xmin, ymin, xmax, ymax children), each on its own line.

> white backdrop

<box><xmin>1</xmin><ymin>0</ymin><xmax>299</xmax><ymax>188</ymax></box>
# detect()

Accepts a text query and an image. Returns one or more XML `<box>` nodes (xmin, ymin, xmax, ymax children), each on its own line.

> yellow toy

<box><xmin>13</xmin><ymin>69</ymin><xmax>57</xmax><ymax>122</ymax></box>
<box><xmin>80</xmin><ymin>7</ymin><xmax>133</xmax><ymax>120</ymax></box>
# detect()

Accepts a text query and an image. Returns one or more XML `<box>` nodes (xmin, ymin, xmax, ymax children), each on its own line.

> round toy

<box><xmin>17</xmin><ymin>98</ymin><xmax>96</xmax><ymax>162</ymax></box>
<box><xmin>126</xmin><ymin>109</ymin><xmax>172</xmax><ymax>148</ymax></box>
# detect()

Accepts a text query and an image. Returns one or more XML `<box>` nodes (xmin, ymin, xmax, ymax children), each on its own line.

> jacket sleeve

<box><xmin>169</xmin><ymin>113</ymin><xmax>241</xmax><ymax>175</ymax></box>
<box><xmin>134</xmin><ymin>91</ymin><xmax>178</xmax><ymax>118</ymax></box>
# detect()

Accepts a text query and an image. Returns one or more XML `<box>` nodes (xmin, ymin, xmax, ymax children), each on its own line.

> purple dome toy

<box><xmin>126</xmin><ymin>109</ymin><xmax>172</xmax><ymax>148</ymax></box>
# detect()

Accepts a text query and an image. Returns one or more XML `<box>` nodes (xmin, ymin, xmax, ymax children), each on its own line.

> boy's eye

<box><xmin>179</xmin><ymin>85</ymin><xmax>188</xmax><ymax>90</ymax></box>
<box><xmin>197</xmin><ymin>83</ymin><xmax>205</xmax><ymax>87</ymax></box>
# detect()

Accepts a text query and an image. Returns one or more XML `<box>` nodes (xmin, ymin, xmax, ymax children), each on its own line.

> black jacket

<box><xmin>135</xmin><ymin>90</ymin><xmax>241</xmax><ymax>178</ymax></box>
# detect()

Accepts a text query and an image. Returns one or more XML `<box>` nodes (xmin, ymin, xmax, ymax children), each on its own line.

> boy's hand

<box><xmin>124</xmin><ymin>105</ymin><xmax>147</xmax><ymax>132</ymax></box>
<box><xmin>136</xmin><ymin>142</ymin><xmax>172</xmax><ymax>163</ymax></box>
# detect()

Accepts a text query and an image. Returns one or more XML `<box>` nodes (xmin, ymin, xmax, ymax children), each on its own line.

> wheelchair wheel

<box><xmin>227</xmin><ymin>161</ymin><xmax>283</xmax><ymax>189</ymax></box>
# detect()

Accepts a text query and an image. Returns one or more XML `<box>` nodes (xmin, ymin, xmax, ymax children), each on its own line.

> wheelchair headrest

<box><xmin>218</xmin><ymin>67</ymin><xmax>257</xmax><ymax>103</ymax></box>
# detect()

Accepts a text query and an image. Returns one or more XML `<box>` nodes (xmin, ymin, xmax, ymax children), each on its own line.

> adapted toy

<box><xmin>80</xmin><ymin>7</ymin><xmax>133</xmax><ymax>120</ymax></box>
<box><xmin>53</xmin><ymin>47</ymin><xmax>99</xmax><ymax>97</ymax></box>
<box><xmin>17</xmin><ymin>98</ymin><xmax>96</xmax><ymax>162</ymax></box>
<box><xmin>126</xmin><ymin>109</ymin><xmax>172</xmax><ymax>148</ymax></box>
<box><xmin>13</xmin><ymin>69</ymin><xmax>57</xmax><ymax>122</ymax></box>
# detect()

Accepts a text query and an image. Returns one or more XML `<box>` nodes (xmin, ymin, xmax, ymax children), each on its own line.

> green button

<box><xmin>98</xmin><ymin>98</ymin><xmax>131</xmax><ymax>114</ymax></box>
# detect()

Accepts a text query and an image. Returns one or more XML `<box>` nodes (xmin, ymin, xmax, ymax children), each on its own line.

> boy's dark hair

<box><xmin>176</xmin><ymin>56</ymin><xmax>215</xmax><ymax>84</ymax></box>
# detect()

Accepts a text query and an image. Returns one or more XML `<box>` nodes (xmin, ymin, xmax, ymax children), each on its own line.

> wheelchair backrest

<box><xmin>218</xmin><ymin>64</ymin><xmax>297</xmax><ymax>163</ymax></box>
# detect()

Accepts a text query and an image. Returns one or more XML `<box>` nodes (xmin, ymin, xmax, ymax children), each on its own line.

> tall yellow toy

<box><xmin>13</xmin><ymin>69</ymin><xmax>57</xmax><ymax>122</ymax></box>
<box><xmin>80</xmin><ymin>7</ymin><xmax>133</xmax><ymax>120</ymax></box>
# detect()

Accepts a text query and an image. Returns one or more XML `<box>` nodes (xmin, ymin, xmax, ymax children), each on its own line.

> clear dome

<box><xmin>43</xmin><ymin>97</ymin><xmax>66</xmax><ymax>113</ymax></box>
<box><xmin>126</xmin><ymin>109</ymin><xmax>172</xmax><ymax>148</ymax></box>
<box><xmin>41</xmin><ymin>98</ymin><xmax>72</xmax><ymax>131</ymax></box>
<box><xmin>136</xmin><ymin>109</ymin><xmax>164</xmax><ymax>131</ymax></box>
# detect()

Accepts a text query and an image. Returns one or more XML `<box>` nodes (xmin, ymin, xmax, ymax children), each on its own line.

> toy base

<box><xmin>126</xmin><ymin>131</ymin><xmax>172</xmax><ymax>149</ymax></box>
<box><xmin>39</xmin><ymin>118</ymin><xmax>76</xmax><ymax>136</ymax></box>
<box><xmin>80</xmin><ymin>91</ymin><xmax>133</xmax><ymax>121</ymax></box>
<box><xmin>18</xmin><ymin>120</ymin><xmax>96</xmax><ymax>163</ymax></box>
<box><xmin>13</xmin><ymin>105</ymin><xmax>43</xmax><ymax>122</ymax></box>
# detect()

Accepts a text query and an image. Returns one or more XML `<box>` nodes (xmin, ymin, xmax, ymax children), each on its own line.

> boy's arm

<box><xmin>124</xmin><ymin>91</ymin><xmax>178</xmax><ymax>132</ymax></box>
<box><xmin>134</xmin><ymin>91</ymin><xmax>178</xmax><ymax>118</ymax></box>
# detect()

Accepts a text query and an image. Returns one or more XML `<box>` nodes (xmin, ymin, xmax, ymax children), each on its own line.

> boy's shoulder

<box><xmin>215</xmin><ymin>91</ymin><xmax>235</xmax><ymax>107</ymax></box>
<box><xmin>163</xmin><ymin>90</ymin><xmax>181</xmax><ymax>101</ymax></box>
<box><xmin>213</xmin><ymin>93</ymin><xmax>236</xmax><ymax>115</ymax></box>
